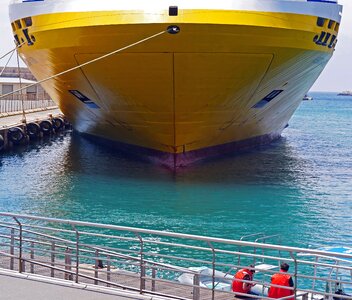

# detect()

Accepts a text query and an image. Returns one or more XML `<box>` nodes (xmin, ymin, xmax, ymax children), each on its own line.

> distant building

<box><xmin>0</xmin><ymin>66</ymin><xmax>36</xmax><ymax>81</ymax></box>
<box><xmin>0</xmin><ymin>77</ymin><xmax>35</xmax><ymax>99</ymax></box>
<box><xmin>0</xmin><ymin>67</ymin><xmax>50</xmax><ymax>100</ymax></box>
<box><xmin>0</xmin><ymin>67</ymin><xmax>56</xmax><ymax>113</ymax></box>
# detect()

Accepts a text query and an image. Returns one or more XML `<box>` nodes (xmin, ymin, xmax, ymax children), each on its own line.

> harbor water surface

<box><xmin>0</xmin><ymin>92</ymin><xmax>351</xmax><ymax>248</ymax></box>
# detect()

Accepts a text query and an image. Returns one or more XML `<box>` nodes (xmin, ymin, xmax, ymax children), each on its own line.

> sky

<box><xmin>0</xmin><ymin>0</ymin><xmax>351</xmax><ymax>92</ymax></box>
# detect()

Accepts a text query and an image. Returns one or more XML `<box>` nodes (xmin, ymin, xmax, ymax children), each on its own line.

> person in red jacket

<box><xmin>268</xmin><ymin>262</ymin><xmax>294</xmax><ymax>300</ymax></box>
<box><xmin>232</xmin><ymin>265</ymin><xmax>256</xmax><ymax>297</ymax></box>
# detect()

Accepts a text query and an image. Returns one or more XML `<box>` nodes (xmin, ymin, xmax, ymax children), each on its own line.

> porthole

<box><xmin>15</xmin><ymin>20</ymin><xmax>22</xmax><ymax>29</ymax></box>
<box><xmin>328</xmin><ymin>20</ymin><xmax>335</xmax><ymax>29</ymax></box>
<box><xmin>14</xmin><ymin>35</ymin><xmax>20</xmax><ymax>45</ymax></box>
<box><xmin>317</xmin><ymin>17</ymin><xmax>325</xmax><ymax>27</ymax></box>
<box><xmin>23</xmin><ymin>17</ymin><xmax>32</xmax><ymax>27</ymax></box>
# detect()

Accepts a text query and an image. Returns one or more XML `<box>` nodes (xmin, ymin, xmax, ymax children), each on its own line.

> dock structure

<box><xmin>0</xmin><ymin>76</ymin><xmax>56</xmax><ymax>116</ymax></box>
<box><xmin>0</xmin><ymin>107</ymin><xmax>61</xmax><ymax>128</ymax></box>
<box><xmin>0</xmin><ymin>270</ymin><xmax>156</xmax><ymax>300</ymax></box>
<box><xmin>0</xmin><ymin>213</ymin><xmax>351</xmax><ymax>300</ymax></box>
<box><xmin>0</xmin><ymin>67</ymin><xmax>56</xmax><ymax>116</ymax></box>
<box><xmin>0</xmin><ymin>108</ymin><xmax>68</xmax><ymax>151</ymax></box>
<box><xmin>0</xmin><ymin>65</ymin><xmax>67</xmax><ymax>150</ymax></box>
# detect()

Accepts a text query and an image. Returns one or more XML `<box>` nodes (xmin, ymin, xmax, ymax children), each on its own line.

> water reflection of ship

<box><xmin>64</xmin><ymin>133</ymin><xmax>309</xmax><ymax>186</ymax></box>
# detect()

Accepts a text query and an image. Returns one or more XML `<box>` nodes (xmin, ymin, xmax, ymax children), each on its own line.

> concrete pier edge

<box><xmin>0</xmin><ymin>268</ymin><xmax>169</xmax><ymax>300</ymax></box>
<box><xmin>0</xmin><ymin>108</ymin><xmax>70</xmax><ymax>151</ymax></box>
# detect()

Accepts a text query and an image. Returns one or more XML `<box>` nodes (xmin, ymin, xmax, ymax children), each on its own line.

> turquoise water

<box><xmin>0</xmin><ymin>92</ymin><xmax>351</xmax><ymax>248</ymax></box>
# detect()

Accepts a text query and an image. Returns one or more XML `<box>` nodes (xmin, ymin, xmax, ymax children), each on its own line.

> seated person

<box><xmin>232</xmin><ymin>265</ymin><xmax>256</xmax><ymax>298</ymax></box>
<box><xmin>268</xmin><ymin>262</ymin><xmax>294</xmax><ymax>300</ymax></box>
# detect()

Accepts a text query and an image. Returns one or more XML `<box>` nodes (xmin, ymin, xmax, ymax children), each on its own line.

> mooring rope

<box><xmin>0</xmin><ymin>41</ymin><xmax>26</xmax><ymax>77</ymax></box>
<box><xmin>0</xmin><ymin>42</ymin><xmax>25</xmax><ymax>61</ymax></box>
<box><xmin>0</xmin><ymin>49</ymin><xmax>16</xmax><ymax>77</ymax></box>
<box><xmin>16</xmin><ymin>48</ymin><xmax>27</xmax><ymax>123</ymax></box>
<box><xmin>0</xmin><ymin>30</ymin><xmax>167</xmax><ymax>100</ymax></box>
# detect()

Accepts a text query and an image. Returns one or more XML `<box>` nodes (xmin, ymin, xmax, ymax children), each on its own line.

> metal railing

<box><xmin>0</xmin><ymin>95</ymin><xmax>57</xmax><ymax>114</ymax></box>
<box><xmin>0</xmin><ymin>212</ymin><xmax>351</xmax><ymax>300</ymax></box>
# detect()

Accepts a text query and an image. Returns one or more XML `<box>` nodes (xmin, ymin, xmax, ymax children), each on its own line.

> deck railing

<box><xmin>0</xmin><ymin>212</ymin><xmax>351</xmax><ymax>300</ymax></box>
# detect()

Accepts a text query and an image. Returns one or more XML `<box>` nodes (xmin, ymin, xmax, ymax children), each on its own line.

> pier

<box><xmin>0</xmin><ymin>213</ymin><xmax>351</xmax><ymax>300</ymax></box>
<box><xmin>0</xmin><ymin>270</ymin><xmax>155</xmax><ymax>300</ymax></box>
<box><xmin>0</xmin><ymin>108</ymin><xmax>69</xmax><ymax>151</ymax></box>
<box><xmin>0</xmin><ymin>67</ymin><xmax>69</xmax><ymax>151</ymax></box>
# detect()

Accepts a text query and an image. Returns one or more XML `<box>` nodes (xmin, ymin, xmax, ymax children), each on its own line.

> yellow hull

<box><xmin>11</xmin><ymin>8</ymin><xmax>340</xmax><ymax>167</ymax></box>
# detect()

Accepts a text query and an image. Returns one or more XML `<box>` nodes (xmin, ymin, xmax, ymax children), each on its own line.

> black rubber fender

<box><xmin>40</xmin><ymin>120</ymin><xmax>53</xmax><ymax>134</ymax></box>
<box><xmin>0</xmin><ymin>134</ymin><xmax>4</xmax><ymax>150</ymax></box>
<box><xmin>52</xmin><ymin>117</ymin><xmax>64</xmax><ymax>130</ymax></box>
<box><xmin>26</xmin><ymin>122</ymin><xmax>41</xmax><ymax>139</ymax></box>
<box><xmin>7</xmin><ymin>127</ymin><xmax>26</xmax><ymax>144</ymax></box>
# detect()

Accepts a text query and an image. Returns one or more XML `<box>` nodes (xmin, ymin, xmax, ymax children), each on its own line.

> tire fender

<box><xmin>7</xmin><ymin>127</ymin><xmax>26</xmax><ymax>145</ymax></box>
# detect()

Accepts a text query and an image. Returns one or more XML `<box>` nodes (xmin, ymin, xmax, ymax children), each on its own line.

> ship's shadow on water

<box><xmin>64</xmin><ymin>132</ymin><xmax>308</xmax><ymax>186</ymax></box>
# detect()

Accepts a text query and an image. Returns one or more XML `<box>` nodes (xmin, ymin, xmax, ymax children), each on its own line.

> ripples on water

<box><xmin>0</xmin><ymin>92</ymin><xmax>351</xmax><ymax>247</ymax></box>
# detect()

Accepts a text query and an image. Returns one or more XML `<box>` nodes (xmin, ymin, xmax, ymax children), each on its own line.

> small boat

<box><xmin>303</xmin><ymin>95</ymin><xmax>313</xmax><ymax>101</ymax></box>
<box><xmin>178</xmin><ymin>247</ymin><xmax>352</xmax><ymax>299</ymax></box>
<box><xmin>178</xmin><ymin>266</ymin><xmax>234</xmax><ymax>291</ymax></box>
<box><xmin>178</xmin><ymin>263</ymin><xmax>277</xmax><ymax>292</ymax></box>
<box><xmin>338</xmin><ymin>91</ymin><xmax>352</xmax><ymax>96</ymax></box>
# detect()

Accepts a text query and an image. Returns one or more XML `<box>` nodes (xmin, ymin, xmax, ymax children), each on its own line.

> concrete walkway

<box><xmin>0</xmin><ymin>108</ymin><xmax>62</xmax><ymax>128</ymax></box>
<box><xmin>0</xmin><ymin>270</ymin><xmax>167</xmax><ymax>300</ymax></box>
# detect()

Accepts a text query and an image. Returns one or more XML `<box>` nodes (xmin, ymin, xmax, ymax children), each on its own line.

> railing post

<box><xmin>193</xmin><ymin>273</ymin><xmax>200</xmax><ymax>300</ymax></box>
<box><xmin>106</xmin><ymin>255</ymin><xmax>111</xmax><ymax>287</ymax></box>
<box><xmin>207</xmin><ymin>241</ymin><xmax>216</xmax><ymax>300</ymax></box>
<box><xmin>151</xmin><ymin>267</ymin><xmax>156</xmax><ymax>292</ymax></box>
<box><xmin>94</xmin><ymin>249</ymin><xmax>99</xmax><ymax>285</ymax></box>
<box><xmin>51</xmin><ymin>241</ymin><xmax>55</xmax><ymax>277</ymax></box>
<box><xmin>30</xmin><ymin>241</ymin><xmax>34</xmax><ymax>273</ymax></box>
<box><xmin>253</xmin><ymin>247</ymin><xmax>257</xmax><ymax>265</ymax></box>
<box><xmin>134</xmin><ymin>233</ymin><xmax>145</xmax><ymax>293</ymax></box>
<box><xmin>13</xmin><ymin>217</ymin><xmax>23</xmax><ymax>273</ymax></box>
<box><xmin>334</xmin><ymin>260</ymin><xmax>340</xmax><ymax>294</ymax></box>
<box><xmin>22</xmin><ymin>258</ymin><xmax>26</xmax><ymax>272</ymax></box>
<box><xmin>72</xmin><ymin>225</ymin><xmax>80</xmax><ymax>283</ymax></box>
<box><xmin>10</xmin><ymin>228</ymin><xmax>15</xmax><ymax>270</ymax></box>
<box><xmin>141</xmin><ymin>264</ymin><xmax>146</xmax><ymax>292</ymax></box>
<box><xmin>64</xmin><ymin>247</ymin><xmax>72</xmax><ymax>280</ymax></box>
<box><xmin>289</xmin><ymin>252</ymin><xmax>298</xmax><ymax>299</ymax></box>
<box><xmin>312</xmin><ymin>256</ymin><xmax>319</xmax><ymax>291</ymax></box>
<box><xmin>237</xmin><ymin>249</ymin><xmax>242</xmax><ymax>268</ymax></box>
<box><xmin>302</xmin><ymin>292</ymin><xmax>309</xmax><ymax>300</ymax></box>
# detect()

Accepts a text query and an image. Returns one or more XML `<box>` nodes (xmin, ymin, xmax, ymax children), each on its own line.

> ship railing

<box><xmin>0</xmin><ymin>94</ymin><xmax>57</xmax><ymax>114</ymax></box>
<box><xmin>0</xmin><ymin>212</ymin><xmax>351</xmax><ymax>300</ymax></box>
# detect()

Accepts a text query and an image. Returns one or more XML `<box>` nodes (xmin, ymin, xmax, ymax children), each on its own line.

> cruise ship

<box><xmin>9</xmin><ymin>0</ymin><xmax>342</xmax><ymax>169</ymax></box>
